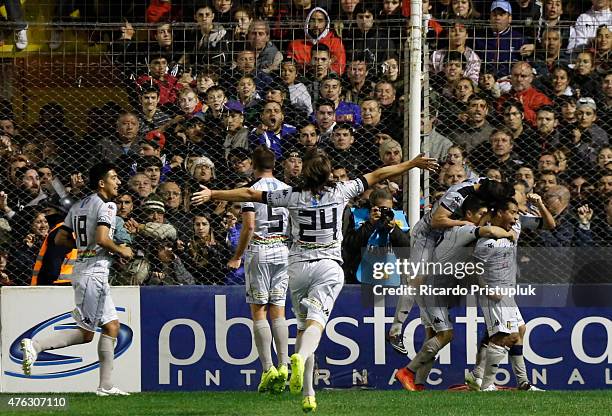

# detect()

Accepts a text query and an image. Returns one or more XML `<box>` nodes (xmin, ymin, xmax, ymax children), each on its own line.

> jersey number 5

<box><xmin>267</xmin><ymin>206</ymin><xmax>284</xmax><ymax>233</ymax></box>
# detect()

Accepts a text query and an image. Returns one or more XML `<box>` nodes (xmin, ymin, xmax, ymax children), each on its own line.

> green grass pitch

<box><xmin>1</xmin><ymin>390</ymin><xmax>611</xmax><ymax>416</ymax></box>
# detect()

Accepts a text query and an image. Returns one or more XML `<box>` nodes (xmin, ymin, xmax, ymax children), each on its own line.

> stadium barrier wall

<box><xmin>1</xmin><ymin>285</ymin><xmax>611</xmax><ymax>392</ymax></box>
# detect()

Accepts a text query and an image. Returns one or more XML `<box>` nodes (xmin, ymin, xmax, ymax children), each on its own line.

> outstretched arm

<box><xmin>363</xmin><ymin>153</ymin><xmax>438</xmax><ymax>187</ymax></box>
<box><xmin>191</xmin><ymin>186</ymin><xmax>264</xmax><ymax>205</ymax></box>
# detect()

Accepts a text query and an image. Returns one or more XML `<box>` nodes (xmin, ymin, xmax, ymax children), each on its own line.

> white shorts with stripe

<box><xmin>478</xmin><ymin>294</ymin><xmax>524</xmax><ymax>336</ymax></box>
<box><xmin>71</xmin><ymin>264</ymin><xmax>117</xmax><ymax>332</ymax></box>
<box><xmin>288</xmin><ymin>259</ymin><xmax>344</xmax><ymax>331</ymax></box>
<box><xmin>245</xmin><ymin>245</ymin><xmax>289</xmax><ymax>305</ymax></box>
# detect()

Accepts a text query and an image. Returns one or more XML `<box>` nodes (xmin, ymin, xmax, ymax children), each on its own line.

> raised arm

<box><xmin>478</xmin><ymin>225</ymin><xmax>515</xmax><ymax>241</ymax></box>
<box><xmin>527</xmin><ymin>193</ymin><xmax>556</xmax><ymax>230</ymax></box>
<box><xmin>191</xmin><ymin>186</ymin><xmax>264</xmax><ymax>205</ymax></box>
<box><xmin>431</xmin><ymin>206</ymin><xmax>472</xmax><ymax>229</ymax></box>
<box><xmin>363</xmin><ymin>153</ymin><xmax>439</xmax><ymax>187</ymax></box>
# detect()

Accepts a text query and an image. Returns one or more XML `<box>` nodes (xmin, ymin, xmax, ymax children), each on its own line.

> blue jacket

<box><xmin>473</xmin><ymin>27</ymin><xmax>525</xmax><ymax>77</ymax></box>
<box><xmin>249</xmin><ymin>124</ymin><xmax>297</xmax><ymax>159</ymax></box>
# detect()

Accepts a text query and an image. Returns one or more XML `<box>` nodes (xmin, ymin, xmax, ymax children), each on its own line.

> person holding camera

<box><xmin>342</xmin><ymin>188</ymin><xmax>410</xmax><ymax>283</ymax></box>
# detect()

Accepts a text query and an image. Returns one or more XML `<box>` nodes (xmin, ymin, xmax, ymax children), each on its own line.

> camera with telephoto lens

<box><xmin>378</xmin><ymin>207</ymin><xmax>395</xmax><ymax>223</ymax></box>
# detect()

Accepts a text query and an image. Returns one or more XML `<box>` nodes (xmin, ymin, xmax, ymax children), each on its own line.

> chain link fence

<box><xmin>0</xmin><ymin>1</ymin><xmax>610</xmax><ymax>286</ymax></box>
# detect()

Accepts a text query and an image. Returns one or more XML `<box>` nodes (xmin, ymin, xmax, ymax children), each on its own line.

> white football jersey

<box><xmin>63</xmin><ymin>193</ymin><xmax>117</xmax><ymax>270</ymax></box>
<box><xmin>434</xmin><ymin>223</ymin><xmax>480</xmax><ymax>265</ymax></box>
<box><xmin>414</xmin><ymin>177</ymin><xmax>481</xmax><ymax>235</ymax></box>
<box><xmin>242</xmin><ymin>177</ymin><xmax>290</xmax><ymax>262</ymax></box>
<box><xmin>264</xmin><ymin>177</ymin><xmax>367</xmax><ymax>263</ymax></box>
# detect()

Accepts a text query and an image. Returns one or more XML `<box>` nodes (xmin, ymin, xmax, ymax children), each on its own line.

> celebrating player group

<box><xmin>18</xmin><ymin>146</ymin><xmax>547</xmax><ymax>411</ymax></box>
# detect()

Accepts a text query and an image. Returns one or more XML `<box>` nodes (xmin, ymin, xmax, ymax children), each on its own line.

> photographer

<box><xmin>342</xmin><ymin>188</ymin><xmax>410</xmax><ymax>283</ymax></box>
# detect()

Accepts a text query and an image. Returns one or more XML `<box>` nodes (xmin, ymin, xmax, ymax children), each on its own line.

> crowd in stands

<box><xmin>0</xmin><ymin>0</ymin><xmax>610</xmax><ymax>286</ymax></box>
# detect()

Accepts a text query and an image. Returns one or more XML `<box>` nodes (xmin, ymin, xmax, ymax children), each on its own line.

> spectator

<box><xmin>593</xmin><ymin>25</ymin><xmax>611</xmax><ymax>71</ymax></box>
<box><xmin>538</xmin><ymin>152</ymin><xmax>560</xmax><ymax>174</ymax></box>
<box><xmin>280</xmin><ymin>58</ymin><xmax>313</xmax><ymax>117</ymax></box>
<box><xmin>222</xmin><ymin>100</ymin><xmax>250</xmax><ymax>159</ymax></box>
<box><xmin>320</xmin><ymin>74</ymin><xmax>362</xmax><ymax>125</ymax></box>
<box><xmin>178</xmin><ymin>212</ymin><xmax>228</xmax><ymax>285</ymax></box>
<box><xmin>0</xmin><ymin>248</ymin><xmax>12</xmax><ymax>286</ymax></box>
<box><xmin>375</xmin><ymin>80</ymin><xmax>401</xmax><ymax>127</ymax></box>
<box><xmin>296</xmin><ymin>122</ymin><xmax>320</xmax><ymax>152</ymax></box>
<box><xmin>499</xmin><ymin>100</ymin><xmax>536</xmax><ymax>163</ymax></box>
<box><xmin>444</xmin><ymin>0</ymin><xmax>481</xmax><ymax>20</ymax></box>
<box><xmin>116</xmin><ymin>191</ymin><xmax>136</xmax><ymax>220</ymax></box>
<box><xmin>177</xmin><ymin>87</ymin><xmax>204</xmax><ymax>120</ymax></box>
<box><xmin>546</xmin><ymin>66</ymin><xmax>576</xmax><ymax>98</ymax></box>
<box><xmin>535</xmin><ymin>0</ymin><xmax>569</xmax><ymax>45</ymax></box>
<box><xmin>3</xmin><ymin>0</ymin><xmax>28</xmax><ymax>50</ymax></box>
<box><xmin>313</xmin><ymin>99</ymin><xmax>337</xmax><ymax>141</ymax></box>
<box><xmin>249</xmin><ymin>101</ymin><xmax>297</xmax><ymax>159</ymax></box>
<box><xmin>572</xmin><ymin>51</ymin><xmax>600</xmax><ymax>98</ymax></box>
<box><xmin>247</xmin><ymin>20</ymin><xmax>283</xmax><ymax>73</ymax></box>
<box><xmin>534</xmin><ymin>105</ymin><xmax>562</xmax><ymax>152</ymax></box>
<box><xmin>227</xmin><ymin>148</ymin><xmax>254</xmax><ymax>180</ymax></box>
<box><xmin>452</xmin><ymin>94</ymin><xmax>495</xmax><ymax>152</ymax></box>
<box><xmin>158</xmin><ymin>181</ymin><xmax>191</xmax><ymax>242</ymax></box>
<box><xmin>516</xmin><ymin>166</ymin><xmax>537</xmax><ymax>192</ymax></box>
<box><xmin>304</xmin><ymin>44</ymin><xmax>335</xmax><ymax>104</ymax></box>
<box><xmin>332</xmin><ymin>165</ymin><xmax>351</xmax><ymax>182</ymax></box>
<box><xmin>287</xmin><ymin>7</ymin><xmax>347</xmax><ymax>75</ymax></box>
<box><xmin>195</xmin><ymin>67</ymin><xmax>219</xmax><ymax>103</ymax></box>
<box><xmin>438</xmin><ymin>144</ymin><xmax>477</xmax><ymax>182</ymax></box>
<box><xmin>147</xmin><ymin>239</ymin><xmax>195</xmax><ymax>285</ymax></box>
<box><xmin>599</xmin><ymin>173</ymin><xmax>612</xmax><ymax>198</ymax></box>
<box><xmin>282</xmin><ymin>149</ymin><xmax>303</xmax><ymax>186</ymax></box>
<box><xmin>567</xmin><ymin>0</ymin><xmax>612</xmax><ymax>52</ymax></box>
<box><xmin>537</xmin><ymin>171</ymin><xmax>558</xmax><ymax>193</ymax></box>
<box><xmin>235</xmin><ymin>75</ymin><xmax>263</xmax><ymax>126</ymax></box>
<box><xmin>203</xmin><ymin>85</ymin><xmax>229</xmax><ymax>143</ymax></box>
<box><xmin>431</xmin><ymin>21</ymin><xmax>481</xmax><ymax>83</ymax></box>
<box><xmin>532</xmin><ymin>29</ymin><xmax>571</xmax><ymax>78</ymax></box>
<box><xmin>212</xmin><ymin>0</ymin><xmax>236</xmax><ymax>24</ymax></box>
<box><xmin>135</xmin><ymin>56</ymin><xmax>181</xmax><ymax>106</ymax></box>
<box><xmin>145</xmin><ymin>0</ymin><xmax>183</xmax><ymax>23</ymax></box>
<box><xmin>342</xmin><ymin>2</ymin><xmax>396</xmax><ymax>65</ymax></box>
<box><xmin>9</xmin><ymin>208</ymin><xmax>48</xmax><ymax>284</ymax></box>
<box><xmin>537</xmin><ymin>185</ymin><xmax>575</xmax><ymax>246</ymax></box>
<box><xmin>597</xmin><ymin>147</ymin><xmax>612</xmax><ymax>173</ymax></box>
<box><xmin>567</xmin><ymin>97</ymin><xmax>609</xmax><ymax>173</ymax></box>
<box><xmin>265</xmin><ymin>84</ymin><xmax>307</xmax><ymax>127</ymax></box>
<box><xmin>137</xmin><ymin>156</ymin><xmax>163</xmax><ymax>191</ymax></box>
<box><xmin>497</xmin><ymin>62</ymin><xmax>553</xmax><ymax>127</ymax></box>
<box><xmin>473</xmin><ymin>1</ymin><xmax>531</xmax><ymax>76</ymax></box>
<box><xmin>343</xmin><ymin>54</ymin><xmax>374</xmax><ymax>104</ymax></box>
<box><xmin>96</xmin><ymin>112</ymin><xmax>141</xmax><ymax>164</ymax></box>
<box><xmin>137</xmin><ymin>84</ymin><xmax>172</xmax><ymax>136</ymax></box>
<box><xmin>381</xmin><ymin>54</ymin><xmax>403</xmax><ymax>92</ymax></box>
<box><xmin>128</xmin><ymin>173</ymin><xmax>153</xmax><ymax>202</ymax></box>
<box><xmin>342</xmin><ymin>188</ymin><xmax>410</xmax><ymax>283</ymax></box>
<box><xmin>325</xmin><ymin>123</ymin><xmax>362</xmax><ymax>173</ymax></box>
<box><xmin>472</xmin><ymin>127</ymin><xmax>524</xmax><ymax>178</ymax></box>
<box><xmin>232</xmin><ymin>5</ymin><xmax>254</xmax><ymax>43</ymax></box>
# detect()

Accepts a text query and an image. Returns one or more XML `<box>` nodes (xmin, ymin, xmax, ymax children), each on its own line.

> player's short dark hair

<box><xmin>476</xmin><ymin>178</ymin><xmax>515</xmax><ymax>204</ymax></box>
<box><xmin>462</xmin><ymin>194</ymin><xmax>486</xmax><ymax>215</ymax></box>
<box><xmin>490</xmin><ymin>197</ymin><xmax>519</xmax><ymax>213</ymax></box>
<box><xmin>89</xmin><ymin>161</ymin><xmax>117</xmax><ymax>191</ymax></box>
<box><xmin>252</xmin><ymin>145</ymin><xmax>276</xmax><ymax>171</ymax></box>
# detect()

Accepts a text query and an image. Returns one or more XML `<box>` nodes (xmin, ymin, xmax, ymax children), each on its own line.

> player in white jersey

<box><xmin>226</xmin><ymin>147</ymin><xmax>291</xmax><ymax>394</ymax></box>
<box><xmin>466</xmin><ymin>188</ymin><xmax>554</xmax><ymax>391</ymax></box>
<box><xmin>193</xmin><ymin>149</ymin><xmax>438</xmax><ymax>412</ymax></box>
<box><xmin>472</xmin><ymin>197</ymin><xmax>550</xmax><ymax>391</ymax></box>
<box><xmin>396</xmin><ymin>195</ymin><xmax>516</xmax><ymax>390</ymax></box>
<box><xmin>20</xmin><ymin>162</ymin><xmax>134</xmax><ymax>396</ymax></box>
<box><xmin>387</xmin><ymin>178</ymin><xmax>516</xmax><ymax>354</ymax></box>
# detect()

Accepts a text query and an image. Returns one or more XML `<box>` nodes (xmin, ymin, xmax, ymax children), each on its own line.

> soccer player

<box><xmin>20</xmin><ymin>162</ymin><xmax>134</xmax><ymax>396</ymax></box>
<box><xmin>193</xmin><ymin>149</ymin><xmax>438</xmax><ymax>412</ymax></box>
<box><xmin>396</xmin><ymin>195</ymin><xmax>516</xmax><ymax>390</ymax></box>
<box><xmin>387</xmin><ymin>178</ymin><xmax>515</xmax><ymax>354</ymax></box>
<box><xmin>472</xmin><ymin>197</ymin><xmax>548</xmax><ymax>391</ymax></box>
<box><xmin>226</xmin><ymin>146</ymin><xmax>291</xmax><ymax>393</ymax></box>
<box><xmin>465</xmin><ymin>190</ymin><xmax>553</xmax><ymax>391</ymax></box>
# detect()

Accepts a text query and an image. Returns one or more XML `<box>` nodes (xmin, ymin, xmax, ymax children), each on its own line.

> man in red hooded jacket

<box><xmin>287</xmin><ymin>7</ymin><xmax>346</xmax><ymax>75</ymax></box>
